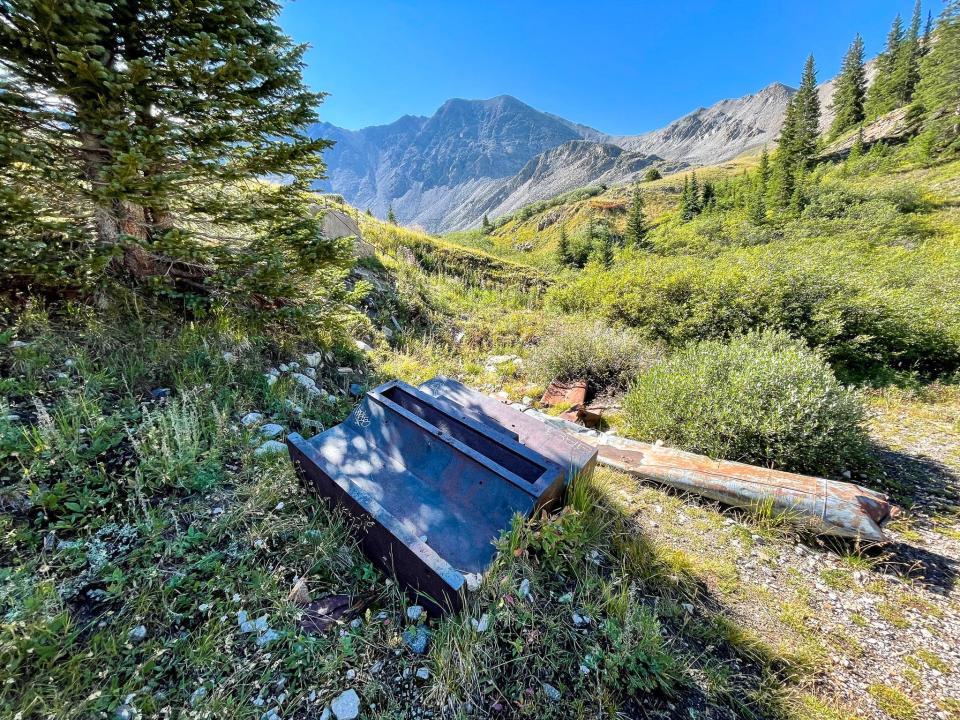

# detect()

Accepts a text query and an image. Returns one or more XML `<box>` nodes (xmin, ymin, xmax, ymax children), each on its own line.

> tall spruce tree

<box><xmin>890</xmin><ymin>0</ymin><xmax>924</xmax><ymax>106</ymax></box>
<box><xmin>916</xmin><ymin>1</ymin><xmax>960</xmax><ymax>145</ymax></box>
<box><xmin>867</xmin><ymin>14</ymin><xmax>906</xmax><ymax>118</ymax></box>
<box><xmin>624</xmin><ymin>185</ymin><xmax>648</xmax><ymax>248</ymax></box>
<box><xmin>749</xmin><ymin>147</ymin><xmax>770</xmax><ymax>223</ymax></box>
<box><xmin>556</xmin><ymin>226</ymin><xmax>573</xmax><ymax>267</ymax></box>
<box><xmin>0</xmin><ymin>1</ymin><xmax>347</xmax><ymax>306</ymax></box>
<box><xmin>829</xmin><ymin>35</ymin><xmax>867</xmax><ymax>137</ymax></box>
<box><xmin>387</xmin><ymin>205</ymin><xmax>397</xmax><ymax>224</ymax></box>
<box><xmin>773</xmin><ymin>56</ymin><xmax>819</xmax><ymax>207</ymax></box>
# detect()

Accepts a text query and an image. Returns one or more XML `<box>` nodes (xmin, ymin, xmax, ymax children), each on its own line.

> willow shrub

<box><xmin>623</xmin><ymin>330</ymin><xmax>868</xmax><ymax>476</ymax></box>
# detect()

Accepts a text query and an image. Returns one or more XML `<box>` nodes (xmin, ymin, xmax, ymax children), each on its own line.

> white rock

<box><xmin>222</xmin><ymin>351</ymin><xmax>237</xmax><ymax>363</ymax></box>
<box><xmin>304</xmin><ymin>352</ymin><xmax>323</xmax><ymax>368</ymax></box>
<box><xmin>330</xmin><ymin>689</ymin><xmax>360</xmax><ymax>720</ymax></box>
<box><xmin>128</xmin><ymin>624</ymin><xmax>147</xmax><ymax>642</ymax></box>
<box><xmin>521</xmin><ymin>396</ymin><xmax>533</xmax><ymax>406</ymax></box>
<box><xmin>9</xmin><ymin>340</ymin><xmax>29</xmax><ymax>349</ymax></box>
<box><xmin>265</xmin><ymin>374</ymin><xmax>278</xmax><ymax>386</ymax></box>
<box><xmin>518</xmin><ymin>578</ymin><xmax>530</xmax><ymax>599</ymax></box>
<box><xmin>254</xmin><ymin>441</ymin><xmax>287</xmax><ymax>457</ymax></box>
<box><xmin>190</xmin><ymin>687</ymin><xmax>208</xmax><ymax>707</ymax></box>
<box><xmin>464</xmin><ymin>572</ymin><xmax>482</xmax><ymax>592</ymax></box>
<box><xmin>260</xmin><ymin>423</ymin><xmax>284</xmax><ymax>439</ymax></box>
<box><xmin>415</xmin><ymin>667</ymin><xmax>430</xmax><ymax>680</ymax></box>
<box><xmin>355</xmin><ymin>340</ymin><xmax>374</xmax><ymax>352</ymax></box>
<box><xmin>406</xmin><ymin>605</ymin><xmax>424</xmax><ymax>622</ymax></box>
<box><xmin>344</xmin><ymin>669</ymin><xmax>356</xmax><ymax>681</ymax></box>
<box><xmin>241</xmin><ymin>412</ymin><xmax>264</xmax><ymax>427</ymax></box>
<box><xmin>292</xmin><ymin>373</ymin><xmax>317</xmax><ymax>390</ymax></box>
<box><xmin>543</xmin><ymin>683</ymin><xmax>561</xmax><ymax>701</ymax></box>
<box><xmin>319</xmin><ymin>708</ymin><xmax>331</xmax><ymax>720</ymax></box>
<box><xmin>279</xmin><ymin>363</ymin><xmax>290</xmax><ymax>372</ymax></box>
<box><xmin>288</xmin><ymin>362</ymin><xmax>300</xmax><ymax>371</ymax></box>
<box><xmin>303</xmin><ymin>367</ymin><xmax>317</xmax><ymax>379</ymax></box>
<box><xmin>472</xmin><ymin>613</ymin><xmax>490</xmax><ymax>632</ymax></box>
<box><xmin>381</xmin><ymin>326</ymin><xmax>394</xmax><ymax>340</ymax></box>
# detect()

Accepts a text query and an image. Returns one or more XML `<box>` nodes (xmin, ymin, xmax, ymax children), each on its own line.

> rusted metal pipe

<box><xmin>576</xmin><ymin>433</ymin><xmax>900</xmax><ymax>543</ymax></box>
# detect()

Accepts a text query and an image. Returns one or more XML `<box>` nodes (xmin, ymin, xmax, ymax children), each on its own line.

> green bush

<box><xmin>623</xmin><ymin>331</ymin><xmax>868</xmax><ymax>476</ymax></box>
<box><xmin>530</xmin><ymin>318</ymin><xmax>660</xmax><ymax>390</ymax></box>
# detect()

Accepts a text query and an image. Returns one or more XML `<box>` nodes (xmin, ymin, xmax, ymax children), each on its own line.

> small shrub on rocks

<box><xmin>530</xmin><ymin>319</ymin><xmax>660</xmax><ymax>390</ymax></box>
<box><xmin>623</xmin><ymin>330</ymin><xmax>868</xmax><ymax>476</ymax></box>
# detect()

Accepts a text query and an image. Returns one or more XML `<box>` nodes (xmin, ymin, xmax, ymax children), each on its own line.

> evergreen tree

<box><xmin>916</xmin><ymin>1</ymin><xmax>960</xmax><ymax>145</ymax></box>
<box><xmin>387</xmin><ymin>205</ymin><xmax>397</xmax><ymax>224</ymax></box>
<box><xmin>848</xmin><ymin>125</ymin><xmax>866</xmax><ymax>160</ymax></box>
<box><xmin>689</xmin><ymin>172</ymin><xmax>701</xmax><ymax>213</ymax></box>
<box><xmin>796</xmin><ymin>55</ymin><xmax>821</xmax><ymax>161</ymax></box>
<box><xmin>867</xmin><ymin>14</ymin><xmax>906</xmax><ymax>117</ymax></box>
<box><xmin>749</xmin><ymin>147</ymin><xmax>770</xmax><ymax>223</ymax></box>
<box><xmin>643</xmin><ymin>167</ymin><xmax>662</xmax><ymax>182</ymax></box>
<box><xmin>829</xmin><ymin>35</ymin><xmax>867</xmax><ymax>137</ymax></box>
<box><xmin>366</xmin><ymin>208</ymin><xmax>373</xmax><ymax>216</ymax></box>
<box><xmin>556</xmin><ymin>226</ymin><xmax>573</xmax><ymax>267</ymax></box>
<box><xmin>624</xmin><ymin>185</ymin><xmax>648</xmax><ymax>248</ymax></box>
<box><xmin>481</xmin><ymin>214</ymin><xmax>492</xmax><ymax>234</ymax></box>
<box><xmin>700</xmin><ymin>180</ymin><xmax>716</xmax><ymax>211</ymax></box>
<box><xmin>890</xmin><ymin>0</ymin><xmax>924</xmax><ymax>106</ymax></box>
<box><xmin>0</xmin><ymin>0</ymin><xmax>346</xmax><ymax>305</ymax></box>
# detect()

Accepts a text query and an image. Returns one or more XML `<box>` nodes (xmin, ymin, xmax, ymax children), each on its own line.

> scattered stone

<box><xmin>464</xmin><ymin>572</ymin><xmax>483</xmax><ymax>592</ymax></box>
<box><xmin>288</xmin><ymin>577</ymin><xmax>311</xmax><ymax>606</ymax></box>
<box><xmin>198</xmin><ymin>603</ymin><xmax>210</xmax><ymax>613</ymax></box>
<box><xmin>406</xmin><ymin>605</ymin><xmax>424</xmax><ymax>622</ymax></box>
<box><xmin>3</xmin><ymin>414</ymin><xmax>19</xmax><ymax>423</ymax></box>
<box><xmin>518</xmin><ymin>578</ymin><xmax>530</xmax><ymax>599</ymax></box>
<box><xmin>303</xmin><ymin>367</ymin><xmax>317</xmax><ymax>379</ymax></box>
<box><xmin>241</xmin><ymin>412</ymin><xmax>264</xmax><ymax>427</ymax></box>
<box><xmin>149</xmin><ymin>387</ymin><xmax>171</xmax><ymax>399</ymax></box>
<box><xmin>402</xmin><ymin>625</ymin><xmax>430</xmax><ymax>654</ymax></box>
<box><xmin>330</xmin><ymin>689</ymin><xmax>360</xmax><ymax>720</ymax></box>
<box><xmin>288</xmin><ymin>362</ymin><xmax>300</xmax><ymax>371</ymax></box>
<box><xmin>572</xmin><ymin>612</ymin><xmax>591</xmax><ymax>627</ymax></box>
<box><xmin>453</xmin><ymin>331</ymin><xmax>465</xmax><ymax>344</ymax></box>
<box><xmin>115</xmin><ymin>705</ymin><xmax>135</xmax><ymax>720</ymax></box>
<box><xmin>260</xmin><ymin>709</ymin><xmax>280</xmax><ymax>720</ymax></box>
<box><xmin>279</xmin><ymin>363</ymin><xmax>290</xmax><ymax>372</ymax></box>
<box><xmin>260</xmin><ymin>423</ymin><xmax>284</xmax><ymax>439</ymax></box>
<box><xmin>381</xmin><ymin>325</ymin><xmax>394</xmax><ymax>340</ymax></box>
<box><xmin>415</xmin><ymin>667</ymin><xmax>430</xmax><ymax>680</ymax></box>
<box><xmin>265</xmin><ymin>374</ymin><xmax>278</xmax><ymax>386</ymax></box>
<box><xmin>292</xmin><ymin>373</ymin><xmax>317</xmax><ymax>390</ymax></box>
<box><xmin>495</xmin><ymin>391</ymin><xmax>509</xmax><ymax>401</ymax></box>
<box><xmin>344</xmin><ymin>669</ymin><xmax>357</xmax><ymax>681</ymax></box>
<box><xmin>521</xmin><ymin>396</ymin><xmax>533</xmax><ymax>406</ymax></box>
<box><xmin>128</xmin><ymin>624</ymin><xmax>147</xmax><ymax>643</ymax></box>
<box><xmin>542</xmin><ymin>683</ymin><xmax>561</xmax><ymax>701</ymax></box>
<box><xmin>9</xmin><ymin>340</ymin><xmax>29</xmax><ymax>349</ymax></box>
<box><xmin>254</xmin><ymin>440</ymin><xmax>287</xmax><ymax>457</ymax></box>
<box><xmin>222</xmin><ymin>351</ymin><xmax>237</xmax><ymax>363</ymax></box>
<box><xmin>472</xmin><ymin>614</ymin><xmax>490</xmax><ymax>632</ymax></box>
<box><xmin>355</xmin><ymin>340</ymin><xmax>374</xmax><ymax>353</ymax></box>
<box><xmin>558</xmin><ymin>592</ymin><xmax>573</xmax><ymax>604</ymax></box>
<box><xmin>305</xmin><ymin>352</ymin><xmax>324</xmax><ymax>368</ymax></box>
<box><xmin>681</xmin><ymin>603</ymin><xmax>694</xmax><ymax>614</ymax></box>
<box><xmin>337</xmin><ymin>367</ymin><xmax>353</xmax><ymax>376</ymax></box>
<box><xmin>284</xmin><ymin>399</ymin><xmax>304</xmax><ymax>414</ymax></box>
<box><xmin>319</xmin><ymin>708</ymin><xmax>331</xmax><ymax>720</ymax></box>
<box><xmin>190</xmin><ymin>687</ymin><xmax>208</xmax><ymax>707</ymax></box>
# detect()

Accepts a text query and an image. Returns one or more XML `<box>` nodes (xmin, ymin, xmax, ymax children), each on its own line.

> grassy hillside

<box><xmin>445</xmin><ymin>154</ymin><xmax>761</xmax><ymax>268</ymax></box>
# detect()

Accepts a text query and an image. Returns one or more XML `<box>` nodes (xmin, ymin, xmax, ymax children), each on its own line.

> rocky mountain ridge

<box><xmin>312</xmin><ymin>64</ymin><xmax>873</xmax><ymax>232</ymax></box>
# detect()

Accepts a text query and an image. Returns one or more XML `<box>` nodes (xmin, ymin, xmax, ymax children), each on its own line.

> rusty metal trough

<box><xmin>287</xmin><ymin>379</ymin><xmax>597</xmax><ymax>613</ymax></box>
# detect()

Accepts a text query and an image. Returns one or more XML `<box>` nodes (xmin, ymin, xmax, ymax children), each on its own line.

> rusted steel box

<box><xmin>418</xmin><ymin>376</ymin><xmax>598</xmax><ymax>487</ymax></box>
<box><xmin>287</xmin><ymin>380</ymin><xmax>569</xmax><ymax>613</ymax></box>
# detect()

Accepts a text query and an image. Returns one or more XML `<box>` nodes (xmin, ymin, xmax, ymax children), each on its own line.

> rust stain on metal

<box><xmin>578</xmin><ymin>434</ymin><xmax>899</xmax><ymax>543</ymax></box>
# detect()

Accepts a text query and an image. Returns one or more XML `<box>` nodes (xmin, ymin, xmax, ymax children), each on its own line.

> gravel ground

<box><xmin>606</xmin><ymin>388</ymin><xmax>960</xmax><ymax>720</ymax></box>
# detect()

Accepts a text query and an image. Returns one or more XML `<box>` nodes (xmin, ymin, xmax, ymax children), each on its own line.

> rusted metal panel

<box><xmin>579</xmin><ymin>433</ymin><xmax>899</xmax><ymax>543</ymax></box>
<box><xmin>287</xmin><ymin>380</ymin><xmax>570</xmax><ymax>614</ymax></box>
<box><xmin>418</xmin><ymin>376</ymin><xmax>598</xmax><ymax>493</ymax></box>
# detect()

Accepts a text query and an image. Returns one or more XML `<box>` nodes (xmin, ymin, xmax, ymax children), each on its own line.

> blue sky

<box><xmin>280</xmin><ymin>0</ymin><xmax>923</xmax><ymax>135</ymax></box>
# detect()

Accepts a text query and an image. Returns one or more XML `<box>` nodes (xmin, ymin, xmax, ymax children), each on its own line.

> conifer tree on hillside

<box><xmin>750</xmin><ymin>147</ymin><xmax>770</xmax><ymax>224</ymax></box>
<box><xmin>830</xmin><ymin>34</ymin><xmax>867</xmax><ymax>137</ymax></box>
<box><xmin>625</xmin><ymin>185</ymin><xmax>648</xmax><ymax>248</ymax></box>
<box><xmin>773</xmin><ymin>56</ymin><xmax>819</xmax><ymax>207</ymax></box>
<box><xmin>866</xmin><ymin>14</ymin><xmax>906</xmax><ymax>117</ymax></box>
<box><xmin>556</xmin><ymin>226</ymin><xmax>573</xmax><ymax>267</ymax></box>
<box><xmin>387</xmin><ymin>205</ymin><xmax>397</xmax><ymax>224</ymax></box>
<box><xmin>916</xmin><ymin>0</ymin><xmax>960</xmax><ymax>145</ymax></box>
<box><xmin>0</xmin><ymin>0</ymin><xmax>346</xmax><ymax>305</ymax></box>
<box><xmin>481</xmin><ymin>214</ymin><xmax>492</xmax><ymax>234</ymax></box>
<box><xmin>890</xmin><ymin>0</ymin><xmax>924</xmax><ymax>106</ymax></box>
